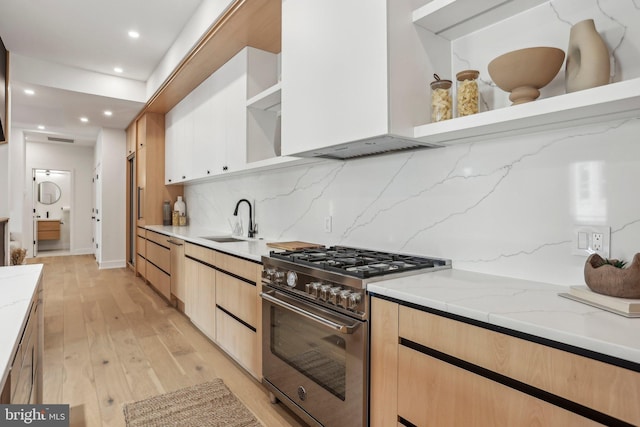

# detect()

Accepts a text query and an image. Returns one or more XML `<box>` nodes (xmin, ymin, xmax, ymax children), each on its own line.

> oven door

<box><xmin>261</xmin><ymin>288</ymin><xmax>367</xmax><ymax>427</ymax></box>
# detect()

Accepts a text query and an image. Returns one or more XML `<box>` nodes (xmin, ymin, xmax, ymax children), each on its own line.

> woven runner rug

<box><xmin>123</xmin><ymin>379</ymin><xmax>263</xmax><ymax>427</ymax></box>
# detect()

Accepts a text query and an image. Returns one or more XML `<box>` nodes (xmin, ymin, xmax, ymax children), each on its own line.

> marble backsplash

<box><xmin>183</xmin><ymin>0</ymin><xmax>640</xmax><ymax>287</ymax></box>
<box><xmin>185</xmin><ymin>115</ymin><xmax>640</xmax><ymax>287</ymax></box>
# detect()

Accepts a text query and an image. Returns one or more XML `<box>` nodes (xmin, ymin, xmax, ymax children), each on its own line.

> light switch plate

<box><xmin>572</xmin><ymin>225</ymin><xmax>610</xmax><ymax>258</ymax></box>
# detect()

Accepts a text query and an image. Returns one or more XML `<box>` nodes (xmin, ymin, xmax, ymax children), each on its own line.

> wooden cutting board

<box><xmin>266</xmin><ymin>241</ymin><xmax>325</xmax><ymax>251</ymax></box>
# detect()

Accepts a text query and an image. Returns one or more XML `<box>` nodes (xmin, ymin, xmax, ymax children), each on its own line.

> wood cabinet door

<box><xmin>169</xmin><ymin>238</ymin><xmax>185</xmax><ymax>302</ymax></box>
<box><xmin>397</xmin><ymin>345</ymin><xmax>600</xmax><ymax>427</ymax></box>
<box><xmin>184</xmin><ymin>257</ymin><xmax>216</xmax><ymax>341</ymax></box>
<box><xmin>370</xmin><ymin>297</ymin><xmax>399</xmax><ymax>427</ymax></box>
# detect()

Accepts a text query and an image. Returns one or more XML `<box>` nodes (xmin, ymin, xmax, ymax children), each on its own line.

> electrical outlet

<box><xmin>572</xmin><ymin>225</ymin><xmax>610</xmax><ymax>258</ymax></box>
<box><xmin>324</xmin><ymin>216</ymin><xmax>332</xmax><ymax>233</ymax></box>
<box><xmin>592</xmin><ymin>233</ymin><xmax>603</xmax><ymax>251</ymax></box>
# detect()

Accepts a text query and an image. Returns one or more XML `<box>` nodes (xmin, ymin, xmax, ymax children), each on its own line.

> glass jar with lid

<box><xmin>456</xmin><ymin>69</ymin><xmax>479</xmax><ymax>117</ymax></box>
<box><xmin>430</xmin><ymin>74</ymin><xmax>452</xmax><ymax>122</ymax></box>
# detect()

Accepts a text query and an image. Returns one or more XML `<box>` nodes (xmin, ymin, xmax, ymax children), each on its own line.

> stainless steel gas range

<box><xmin>260</xmin><ymin>246</ymin><xmax>451</xmax><ymax>427</ymax></box>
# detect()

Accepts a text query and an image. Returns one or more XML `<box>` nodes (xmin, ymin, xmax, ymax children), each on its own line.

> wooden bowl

<box><xmin>488</xmin><ymin>47</ymin><xmax>565</xmax><ymax>105</ymax></box>
<box><xmin>584</xmin><ymin>253</ymin><xmax>640</xmax><ymax>298</ymax></box>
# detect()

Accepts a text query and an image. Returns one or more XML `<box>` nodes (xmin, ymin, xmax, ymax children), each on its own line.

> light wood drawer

<box><xmin>137</xmin><ymin>227</ymin><xmax>146</xmax><ymax>238</ymax></box>
<box><xmin>146</xmin><ymin>230</ymin><xmax>170</xmax><ymax>247</ymax></box>
<box><xmin>398</xmin><ymin>306</ymin><xmax>640</xmax><ymax>425</ymax></box>
<box><xmin>146</xmin><ymin>262</ymin><xmax>171</xmax><ymax>300</ymax></box>
<box><xmin>38</xmin><ymin>230</ymin><xmax>60</xmax><ymax>241</ymax></box>
<box><xmin>37</xmin><ymin>221</ymin><xmax>60</xmax><ymax>231</ymax></box>
<box><xmin>215</xmin><ymin>271</ymin><xmax>257</xmax><ymax>327</ymax></box>
<box><xmin>215</xmin><ymin>251</ymin><xmax>260</xmax><ymax>283</ymax></box>
<box><xmin>136</xmin><ymin>236</ymin><xmax>146</xmax><ymax>257</ymax></box>
<box><xmin>397</xmin><ymin>345</ymin><xmax>598</xmax><ymax>427</ymax></box>
<box><xmin>146</xmin><ymin>241</ymin><xmax>170</xmax><ymax>273</ymax></box>
<box><xmin>136</xmin><ymin>254</ymin><xmax>146</xmax><ymax>278</ymax></box>
<box><xmin>216</xmin><ymin>307</ymin><xmax>259</xmax><ymax>378</ymax></box>
<box><xmin>185</xmin><ymin>243</ymin><xmax>216</xmax><ymax>265</ymax></box>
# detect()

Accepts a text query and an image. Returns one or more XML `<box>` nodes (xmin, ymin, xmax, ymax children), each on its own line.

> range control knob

<box><xmin>347</xmin><ymin>293</ymin><xmax>362</xmax><ymax>311</ymax></box>
<box><xmin>305</xmin><ymin>282</ymin><xmax>322</xmax><ymax>298</ymax></box>
<box><xmin>263</xmin><ymin>268</ymin><xmax>276</xmax><ymax>280</ymax></box>
<box><xmin>273</xmin><ymin>271</ymin><xmax>285</xmax><ymax>284</ymax></box>
<box><xmin>337</xmin><ymin>290</ymin><xmax>352</xmax><ymax>309</ymax></box>
<box><xmin>319</xmin><ymin>284</ymin><xmax>332</xmax><ymax>301</ymax></box>
<box><xmin>328</xmin><ymin>287</ymin><xmax>342</xmax><ymax>305</ymax></box>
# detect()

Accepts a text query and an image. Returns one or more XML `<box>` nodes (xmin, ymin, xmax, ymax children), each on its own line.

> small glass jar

<box><xmin>430</xmin><ymin>75</ymin><xmax>452</xmax><ymax>122</ymax></box>
<box><xmin>456</xmin><ymin>69</ymin><xmax>479</xmax><ymax>117</ymax></box>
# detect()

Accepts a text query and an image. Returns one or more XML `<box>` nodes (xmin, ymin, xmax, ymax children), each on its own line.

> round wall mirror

<box><xmin>38</xmin><ymin>181</ymin><xmax>62</xmax><ymax>205</ymax></box>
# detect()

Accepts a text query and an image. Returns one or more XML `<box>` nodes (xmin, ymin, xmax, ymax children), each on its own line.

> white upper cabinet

<box><xmin>165</xmin><ymin>47</ymin><xmax>282</xmax><ymax>184</ymax></box>
<box><xmin>281</xmin><ymin>0</ymin><xmax>438</xmax><ymax>159</ymax></box>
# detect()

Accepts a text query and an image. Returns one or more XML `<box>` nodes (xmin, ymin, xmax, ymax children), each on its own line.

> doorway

<box><xmin>33</xmin><ymin>168</ymin><xmax>72</xmax><ymax>257</ymax></box>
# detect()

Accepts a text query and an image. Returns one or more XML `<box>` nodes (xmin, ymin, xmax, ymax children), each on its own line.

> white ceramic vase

<box><xmin>565</xmin><ymin>19</ymin><xmax>610</xmax><ymax>93</ymax></box>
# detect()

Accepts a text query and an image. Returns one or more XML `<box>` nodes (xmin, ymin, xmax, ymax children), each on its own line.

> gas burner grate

<box><xmin>270</xmin><ymin>245</ymin><xmax>449</xmax><ymax>278</ymax></box>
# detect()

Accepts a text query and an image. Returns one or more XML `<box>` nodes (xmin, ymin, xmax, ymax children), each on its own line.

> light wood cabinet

<box><xmin>144</xmin><ymin>230</ymin><xmax>171</xmax><ymax>300</ymax></box>
<box><xmin>167</xmin><ymin>237</ymin><xmax>185</xmax><ymax>308</ymax></box>
<box><xmin>135</xmin><ymin>113</ymin><xmax>182</xmax><ymax>226</ymax></box>
<box><xmin>370</xmin><ymin>296</ymin><xmax>640</xmax><ymax>427</ymax></box>
<box><xmin>183</xmin><ymin>242</ymin><xmax>262</xmax><ymax>378</ymax></box>
<box><xmin>1</xmin><ymin>279</ymin><xmax>43</xmax><ymax>405</ymax></box>
<box><xmin>184</xmin><ymin>244</ymin><xmax>217</xmax><ymax>341</ymax></box>
<box><xmin>135</xmin><ymin>227</ymin><xmax>146</xmax><ymax>278</ymax></box>
<box><xmin>37</xmin><ymin>220</ymin><xmax>60</xmax><ymax>241</ymax></box>
<box><xmin>126</xmin><ymin>121</ymin><xmax>136</xmax><ymax>156</ymax></box>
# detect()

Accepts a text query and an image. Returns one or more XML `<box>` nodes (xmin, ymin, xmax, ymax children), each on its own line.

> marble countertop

<box><xmin>145</xmin><ymin>226</ymin><xmax>640</xmax><ymax>365</ymax></box>
<box><xmin>368</xmin><ymin>268</ymin><xmax>640</xmax><ymax>365</ymax></box>
<box><xmin>144</xmin><ymin>225</ymin><xmax>275</xmax><ymax>263</ymax></box>
<box><xmin>0</xmin><ymin>264</ymin><xmax>43</xmax><ymax>390</ymax></box>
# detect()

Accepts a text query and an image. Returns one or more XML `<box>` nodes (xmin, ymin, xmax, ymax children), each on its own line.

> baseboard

<box><xmin>99</xmin><ymin>259</ymin><xmax>126</xmax><ymax>269</ymax></box>
<box><xmin>72</xmin><ymin>248</ymin><xmax>94</xmax><ymax>255</ymax></box>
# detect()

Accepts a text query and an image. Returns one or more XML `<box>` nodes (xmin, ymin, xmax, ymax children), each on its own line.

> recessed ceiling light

<box><xmin>104</xmin><ymin>110</ymin><xmax>113</xmax><ymax>116</ymax></box>
<box><xmin>24</xmin><ymin>89</ymin><xmax>35</xmax><ymax>95</ymax></box>
<box><xmin>37</xmin><ymin>125</ymin><xmax>45</xmax><ymax>130</ymax></box>
<box><xmin>114</xmin><ymin>67</ymin><xmax>123</xmax><ymax>73</ymax></box>
<box><xmin>128</xmin><ymin>30</ymin><xmax>140</xmax><ymax>39</ymax></box>
<box><xmin>80</xmin><ymin>117</ymin><xmax>89</xmax><ymax>123</ymax></box>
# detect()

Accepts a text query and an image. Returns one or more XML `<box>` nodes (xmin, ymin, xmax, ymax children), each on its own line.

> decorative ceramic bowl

<box><xmin>488</xmin><ymin>47</ymin><xmax>565</xmax><ymax>105</ymax></box>
<box><xmin>584</xmin><ymin>253</ymin><xmax>640</xmax><ymax>298</ymax></box>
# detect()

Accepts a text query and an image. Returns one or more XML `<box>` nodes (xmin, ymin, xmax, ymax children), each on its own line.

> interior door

<box><xmin>32</xmin><ymin>169</ymin><xmax>38</xmax><ymax>257</ymax></box>
<box><xmin>93</xmin><ymin>165</ymin><xmax>101</xmax><ymax>262</ymax></box>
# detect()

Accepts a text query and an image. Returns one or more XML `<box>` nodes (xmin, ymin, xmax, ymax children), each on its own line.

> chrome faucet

<box><xmin>233</xmin><ymin>199</ymin><xmax>257</xmax><ymax>238</ymax></box>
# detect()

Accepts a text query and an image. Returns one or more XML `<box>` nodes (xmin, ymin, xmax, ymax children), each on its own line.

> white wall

<box><xmin>146</xmin><ymin>0</ymin><xmax>234</xmax><ymax>99</ymax></box>
<box><xmin>8</xmin><ymin>128</ymin><xmax>25</xmax><ymax>242</ymax></box>
<box><xmin>0</xmin><ymin>143</ymin><xmax>7</xmax><ymax>217</ymax></box>
<box><xmin>25</xmin><ymin>141</ymin><xmax>94</xmax><ymax>256</ymax></box>
<box><xmin>94</xmin><ymin>128</ymin><xmax>126</xmax><ymax>268</ymax></box>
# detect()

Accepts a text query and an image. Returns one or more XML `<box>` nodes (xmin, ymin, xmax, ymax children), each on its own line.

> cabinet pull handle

<box><xmin>137</xmin><ymin>187</ymin><xmax>144</xmax><ymax>219</ymax></box>
<box><xmin>167</xmin><ymin>239</ymin><xmax>183</xmax><ymax>246</ymax></box>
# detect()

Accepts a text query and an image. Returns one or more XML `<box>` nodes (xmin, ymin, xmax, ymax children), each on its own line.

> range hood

<box><xmin>289</xmin><ymin>135</ymin><xmax>443</xmax><ymax>160</ymax></box>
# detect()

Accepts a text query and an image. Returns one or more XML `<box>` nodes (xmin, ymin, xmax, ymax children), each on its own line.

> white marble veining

<box><xmin>0</xmin><ymin>264</ymin><xmax>43</xmax><ymax>390</ymax></box>
<box><xmin>180</xmin><ymin>0</ymin><xmax>639</xmax><ymax>285</ymax></box>
<box><xmin>367</xmin><ymin>268</ymin><xmax>640</xmax><ymax>365</ymax></box>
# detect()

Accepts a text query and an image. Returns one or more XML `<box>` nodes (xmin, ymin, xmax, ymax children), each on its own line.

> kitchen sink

<box><xmin>199</xmin><ymin>236</ymin><xmax>245</xmax><ymax>243</ymax></box>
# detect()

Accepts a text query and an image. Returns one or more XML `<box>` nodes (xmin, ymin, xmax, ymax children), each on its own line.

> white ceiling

<box><xmin>0</xmin><ymin>0</ymin><xmax>205</xmax><ymax>146</ymax></box>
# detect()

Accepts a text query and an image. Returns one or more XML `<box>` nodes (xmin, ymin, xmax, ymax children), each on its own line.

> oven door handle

<box><xmin>261</xmin><ymin>291</ymin><xmax>360</xmax><ymax>334</ymax></box>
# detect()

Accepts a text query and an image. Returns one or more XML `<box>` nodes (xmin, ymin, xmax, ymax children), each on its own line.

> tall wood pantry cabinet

<box><xmin>126</xmin><ymin>112</ymin><xmax>182</xmax><ymax>277</ymax></box>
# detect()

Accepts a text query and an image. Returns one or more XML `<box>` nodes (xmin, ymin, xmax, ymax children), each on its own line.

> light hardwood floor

<box><xmin>32</xmin><ymin>255</ymin><xmax>305</xmax><ymax>427</ymax></box>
